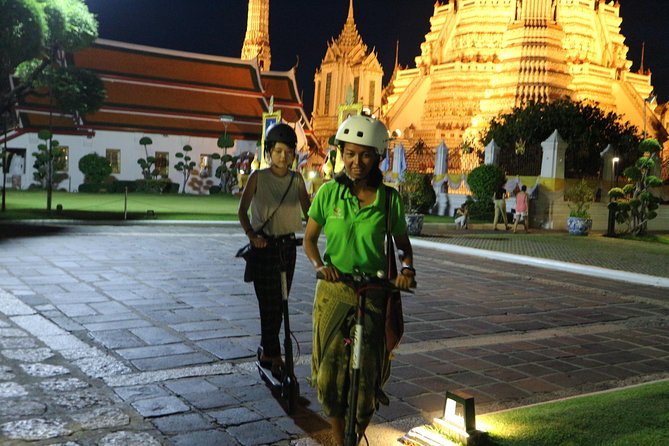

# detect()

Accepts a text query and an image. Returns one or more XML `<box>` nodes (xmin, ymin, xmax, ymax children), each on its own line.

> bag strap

<box><xmin>257</xmin><ymin>172</ymin><xmax>295</xmax><ymax>233</ymax></box>
<box><xmin>384</xmin><ymin>186</ymin><xmax>398</xmax><ymax>280</ymax></box>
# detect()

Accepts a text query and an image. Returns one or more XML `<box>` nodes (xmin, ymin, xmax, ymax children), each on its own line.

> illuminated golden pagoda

<box><xmin>382</xmin><ymin>0</ymin><xmax>663</xmax><ymax>160</ymax></box>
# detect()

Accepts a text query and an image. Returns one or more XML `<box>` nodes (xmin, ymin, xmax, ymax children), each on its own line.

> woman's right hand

<box><xmin>249</xmin><ymin>233</ymin><xmax>268</xmax><ymax>249</ymax></box>
<box><xmin>316</xmin><ymin>265</ymin><xmax>340</xmax><ymax>282</ymax></box>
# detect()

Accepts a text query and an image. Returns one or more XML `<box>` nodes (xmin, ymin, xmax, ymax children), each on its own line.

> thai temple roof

<box><xmin>15</xmin><ymin>39</ymin><xmax>313</xmax><ymax>143</ymax></box>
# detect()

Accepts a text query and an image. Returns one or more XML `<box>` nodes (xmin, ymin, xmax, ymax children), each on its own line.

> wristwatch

<box><xmin>400</xmin><ymin>265</ymin><xmax>416</xmax><ymax>276</ymax></box>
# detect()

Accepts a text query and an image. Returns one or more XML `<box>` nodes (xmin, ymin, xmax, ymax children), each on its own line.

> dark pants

<box><xmin>251</xmin><ymin>235</ymin><xmax>297</xmax><ymax>357</ymax></box>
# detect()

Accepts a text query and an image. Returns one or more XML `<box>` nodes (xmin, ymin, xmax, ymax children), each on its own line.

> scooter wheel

<box><xmin>281</xmin><ymin>376</ymin><xmax>299</xmax><ymax>413</ymax></box>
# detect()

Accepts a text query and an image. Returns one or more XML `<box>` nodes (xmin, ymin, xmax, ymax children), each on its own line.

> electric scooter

<box><xmin>317</xmin><ymin>267</ymin><xmax>414</xmax><ymax>446</ymax></box>
<box><xmin>255</xmin><ymin>238</ymin><xmax>301</xmax><ymax>414</ymax></box>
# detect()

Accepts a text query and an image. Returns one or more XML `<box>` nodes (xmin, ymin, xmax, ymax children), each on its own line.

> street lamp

<box><xmin>643</xmin><ymin>93</ymin><xmax>656</xmax><ymax>139</ymax></box>
<box><xmin>612</xmin><ymin>156</ymin><xmax>619</xmax><ymax>187</ymax></box>
<box><xmin>219</xmin><ymin>114</ymin><xmax>234</xmax><ymax>154</ymax></box>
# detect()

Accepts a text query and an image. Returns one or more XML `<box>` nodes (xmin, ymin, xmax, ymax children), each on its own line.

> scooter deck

<box><xmin>255</xmin><ymin>360</ymin><xmax>282</xmax><ymax>389</ymax></box>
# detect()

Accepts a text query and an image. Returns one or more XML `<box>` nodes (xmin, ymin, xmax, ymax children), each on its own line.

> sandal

<box><xmin>270</xmin><ymin>358</ymin><xmax>285</xmax><ymax>379</ymax></box>
<box><xmin>257</xmin><ymin>347</ymin><xmax>284</xmax><ymax>378</ymax></box>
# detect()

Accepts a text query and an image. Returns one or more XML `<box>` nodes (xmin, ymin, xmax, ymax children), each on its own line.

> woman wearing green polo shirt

<box><xmin>304</xmin><ymin>115</ymin><xmax>415</xmax><ymax>445</ymax></box>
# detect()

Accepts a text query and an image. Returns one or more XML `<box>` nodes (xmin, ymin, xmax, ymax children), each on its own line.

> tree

<box><xmin>2</xmin><ymin>0</ymin><xmax>105</xmax><ymax>211</ymax></box>
<box><xmin>212</xmin><ymin>134</ymin><xmax>237</xmax><ymax>194</ymax></box>
<box><xmin>137</xmin><ymin>136</ymin><xmax>157</xmax><ymax>179</ymax></box>
<box><xmin>608</xmin><ymin>138</ymin><xmax>663</xmax><ymax>236</ymax></box>
<box><xmin>2</xmin><ymin>0</ymin><xmax>104</xmax><ymax>115</ymax></box>
<box><xmin>482</xmin><ymin>98</ymin><xmax>641</xmax><ymax>177</ymax></box>
<box><xmin>78</xmin><ymin>152</ymin><xmax>111</xmax><ymax>184</ymax></box>
<box><xmin>32</xmin><ymin>129</ymin><xmax>67</xmax><ymax>189</ymax></box>
<box><xmin>174</xmin><ymin>144</ymin><xmax>196</xmax><ymax>194</ymax></box>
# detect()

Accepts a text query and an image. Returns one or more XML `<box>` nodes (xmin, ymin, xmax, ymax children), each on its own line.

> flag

<box><xmin>380</xmin><ymin>148</ymin><xmax>391</xmax><ymax>172</ymax></box>
<box><xmin>392</xmin><ymin>143</ymin><xmax>407</xmax><ymax>181</ymax></box>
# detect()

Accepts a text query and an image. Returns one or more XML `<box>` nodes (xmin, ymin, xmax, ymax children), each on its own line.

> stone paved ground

<box><xmin>0</xmin><ymin>223</ymin><xmax>667</xmax><ymax>445</ymax></box>
<box><xmin>419</xmin><ymin>225</ymin><xmax>669</xmax><ymax>278</ymax></box>
<box><xmin>0</xmin><ymin>292</ymin><xmax>165</xmax><ymax>445</ymax></box>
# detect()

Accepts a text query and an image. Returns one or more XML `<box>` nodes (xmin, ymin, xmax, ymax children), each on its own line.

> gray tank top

<box><xmin>250</xmin><ymin>169</ymin><xmax>302</xmax><ymax>236</ymax></box>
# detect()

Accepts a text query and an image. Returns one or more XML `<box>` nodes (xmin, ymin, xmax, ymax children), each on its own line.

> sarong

<box><xmin>311</xmin><ymin>279</ymin><xmax>391</xmax><ymax>429</ymax></box>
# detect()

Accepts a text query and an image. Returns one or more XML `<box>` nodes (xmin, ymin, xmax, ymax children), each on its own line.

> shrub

<box><xmin>608</xmin><ymin>138</ymin><xmax>663</xmax><ymax>236</ymax></box>
<box><xmin>78</xmin><ymin>183</ymin><xmax>103</xmax><ymax>193</ymax></box>
<box><xmin>79</xmin><ymin>153</ymin><xmax>112</xmax><ymax>184</ymax></box>
<box><xmin>467</xmin><ymin>164</ymin><xmax>505</xmax><ymax>219</ymax></box>
<box><xmin>400</xmin><ymin>172</ymin><xmax>436</xmax><ymax>214</ymax></box>
<box><xmin>135</xmin><ymin>179</ymin><xmax>174</xmax><ymax>193</ymax></box>
<box><xmin>107</xmin><ymin>180</ymin><xmax>137</xmax><ymax>193</ymax></box>
<box><xmin>564</xmin><ymin>179</ymin><xmax>594</xmax><ymax>219</ymax></box>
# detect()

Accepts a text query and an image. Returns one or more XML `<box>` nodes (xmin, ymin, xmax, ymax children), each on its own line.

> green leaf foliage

<box><xmin>467</xmin><ymin>164</ymin><xmax>505</xmax><ymax>202</ymax></box>
<box><xmin>2</xmin><ymin>0</ymin><xmax>102</xmax><ymax>115</ymax></box>
<box><xmin>78</xmin><ymin>152</ymin><xmax>111</xmax><ymax>184</ymax></box>
<box><xmin>217</xmin><ymin>135</ymin><xmax>232</xmax><ymax>149</ymax></box>
<box><xmin>638</xmin><ymin>138</ymin><xmax>661</xmax><ymax>154</ymax></box>
<box><xmin>174</xmin><ymin>144</ymin><xmax>197</xmax><ymax>193</ymax></box>
<box><xmin>31</xmin><ymin>128</ymin><xmax>67</xmax><ymax>188</ymax></box>
<box><xmin>399</xmin><ymin>171</ymin><xmax>436</xmax><ymax>214</ymax></box>
<box><xmin>608</xmin><ymin>138</ymin><xmax>663</xmax><ymax>236</ymax></box>
<box><xmin>483</xmin><ymin>98</ymin><xmax>641</xmax><ymax>177</ymax></box>
<box><xmin>564</xmin><ymin>179</ymin><xmax>594</xmax><ymax>219</ymax></box>
<box><xmin>0</xmin><ymin>0</ymin><xmax>46</xmax><ymax>81</ymax></box>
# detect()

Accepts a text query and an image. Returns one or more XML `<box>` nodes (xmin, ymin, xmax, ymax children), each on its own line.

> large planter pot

<box><xmin>567</xmin><ymin>216</ymin><xmax>592</xmax><ymax>236</ymax></box>
<box><xmin>405</xmin><ymin>214</ymin><xmax>424</xmax><ymax>235</ymax></box>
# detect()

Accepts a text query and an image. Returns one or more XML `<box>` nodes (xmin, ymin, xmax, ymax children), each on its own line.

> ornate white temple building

<box><xmin>380</xmin><ymin>0</ymin><xmax>665</xmax><ymax>170</ymax></box>
<box><xmin>311</xmin><ymin>0</ymin><xmax>385</xmax><ymax>146</ymax></box>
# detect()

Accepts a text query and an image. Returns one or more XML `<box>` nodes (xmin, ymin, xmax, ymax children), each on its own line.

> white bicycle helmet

<box><xmin>335</xmin><ymin>115</ymin><xmax>389</xmax><ymax>156</ymax></box>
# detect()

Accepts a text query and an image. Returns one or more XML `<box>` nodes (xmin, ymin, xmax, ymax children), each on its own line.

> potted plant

<box><xmin>399</xmin><ymin>171</ymin><xmax>437</xmax><ymax>235</ymax></box>
<box><xmin>564</xmin><ymin>179</ymin><xmax>594</xmax><ymax>235</ymax></box>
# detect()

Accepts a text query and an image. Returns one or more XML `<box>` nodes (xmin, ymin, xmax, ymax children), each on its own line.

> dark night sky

<box><xmin>83</xmin><ymin>0</ymin><xmax>668</xmax><ymax>115</ymax></box>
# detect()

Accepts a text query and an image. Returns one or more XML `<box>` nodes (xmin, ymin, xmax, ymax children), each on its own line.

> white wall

<box><xmin>6</xmin><ymin>130</ymin><xmax>258</xmax><ymax>194</ymax></box>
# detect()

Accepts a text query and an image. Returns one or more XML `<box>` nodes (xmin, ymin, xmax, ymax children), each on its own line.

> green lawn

<box><xmin>0</xmin><ymin>190</ymin><xmax>240</xmax><ymax>221</ymax></box>
<box><xmin>410</xmin><ymin>381</ymin><xmax>669</xmax><ymax>446</ymax></box>
<box><xmin>476</xmin><ymin>380</ymin><xmax>669</xmax><ymax>446</ymax></box>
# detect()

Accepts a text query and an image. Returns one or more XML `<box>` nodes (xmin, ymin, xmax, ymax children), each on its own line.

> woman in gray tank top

<box><xmin>238</xmin><ymin>123</ymin><xmax>310</xmax><ymax>377</ymax></box>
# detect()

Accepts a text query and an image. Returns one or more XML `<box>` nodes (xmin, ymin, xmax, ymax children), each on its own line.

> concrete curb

<box><xmin>411</xmin><ymin>238</ymin><xmax>669</xmax><ymax>289</ymax></box>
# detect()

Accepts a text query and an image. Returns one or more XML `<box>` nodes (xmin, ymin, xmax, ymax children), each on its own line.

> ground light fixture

<box><xmin>401</xmin><ymin>390</ymin><xmax>486</xmax><ymax>446</ymax></box>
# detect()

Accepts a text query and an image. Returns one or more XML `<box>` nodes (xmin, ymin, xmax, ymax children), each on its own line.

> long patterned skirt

<box><xmin>311</xmin><ymin>279</ymin><xmax>391</xmax><ymax>429</ymax></box>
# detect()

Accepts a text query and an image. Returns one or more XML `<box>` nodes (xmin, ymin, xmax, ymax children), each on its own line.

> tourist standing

<box><xmin>238</xmin><ymin>123</ymin><xmax>310</xmax><ymax>377</ymax></box>
<box><xmin>303</xmin><ymin>115</ymin><xmax>415</xmax><ymax>445</ymax></box>
<box><xmin>493</xmin><ymin>183</ymin><xmax>509</xmax><ymax>230</ymax></box>
<box><xmin>513</xmin><ymin>184</ymin><xmax>530</xmax><ymax>233</ymax></box>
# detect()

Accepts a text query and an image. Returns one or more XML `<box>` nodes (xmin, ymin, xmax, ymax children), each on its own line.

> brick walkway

<box><xmin>0</xmin><ymin>223</ymin><xmax>667</xmax><ymax>445</ymax></box>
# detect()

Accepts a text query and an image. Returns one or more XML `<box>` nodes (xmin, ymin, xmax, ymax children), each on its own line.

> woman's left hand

<box><xmin>394</xmin><ymin>270</ymin><xmax>416</xmax><ymax>290</ymax></box>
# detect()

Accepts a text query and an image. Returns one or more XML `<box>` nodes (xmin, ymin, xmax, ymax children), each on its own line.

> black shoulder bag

<box><xmin>384</xmin><ymin>186</ymin><xmax>404</xmax><ymax>351</ymax></box>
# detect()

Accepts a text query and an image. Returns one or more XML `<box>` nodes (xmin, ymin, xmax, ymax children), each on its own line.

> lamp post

<box><xmin>612</xmin><ymin>156</ymin><xmax>619</xmax><ymax>187</ymax></box>
<box><xmin>219</xmin><ymin>114</ymin><xmax>234</xmax><ymax>155</ymax></box>
<box><xmin>643</xmin><ymin>93</ymin><xmax>657</xmax><ymax>139</ymax></box>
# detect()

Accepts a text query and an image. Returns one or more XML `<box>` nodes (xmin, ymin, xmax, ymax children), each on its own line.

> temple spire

<box><xmin>336</xmin><ymin>0</ymin><xmax>364</xmax><ymax>52</ymax></box>
<box><xmin>395</xmin><ymin>39</ymin><xmax>400</xmax><ymax>67</ymax></box>
<box><xmin>241</xmin><ymin>0</ymin><xmax>271</xmax><ymax>71</ymax></box>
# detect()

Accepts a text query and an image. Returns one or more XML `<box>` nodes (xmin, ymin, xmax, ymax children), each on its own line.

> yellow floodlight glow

<box><xmin>401</xmin><ymin>390</ymin><xmax>484</xmax><ymax>446</ymax></box>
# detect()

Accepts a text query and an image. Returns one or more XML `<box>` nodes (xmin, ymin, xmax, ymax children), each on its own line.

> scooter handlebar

<box><xmin>316</xmin><ymin>271</ymin><xmax>415</xmax><ymax>293</ymax></box>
